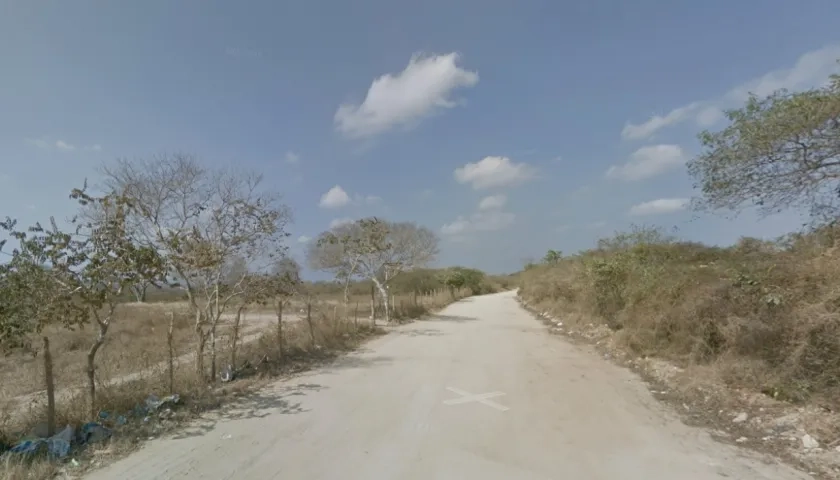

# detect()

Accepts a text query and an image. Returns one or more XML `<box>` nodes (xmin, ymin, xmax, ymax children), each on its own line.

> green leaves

<box><xmin>543</xmin><ymin>249</ymin><xmax>562</xmax><ymax>264</ymax></box>
<box><xmin>0</xmin><ymin>188</ymin><xmax>168</xmax><ymax>352</ymax></box>
<box><xmin>688</xmin><ymin>66</ymin><xmax>840</xmax><ymax>220</ymax></box>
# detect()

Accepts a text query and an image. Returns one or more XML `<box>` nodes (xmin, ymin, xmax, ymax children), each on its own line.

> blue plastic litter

<box><xmin>79</xmin><ymin>422</ymin><xmax>111</xmax><ymax>444</ymax></box>
<box><xmin>8</xmin><ymin>439</ymin><xmax>44</xmax><ymax>456</ymax></box>
<box><xmin>6</xmin><ymin>425</ymin><xmax>75</xmax><ymax>459</ymax></box>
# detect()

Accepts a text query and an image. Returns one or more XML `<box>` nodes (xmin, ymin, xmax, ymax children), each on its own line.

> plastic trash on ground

<box><xmin>6</xmin><ymin>424</ymin><xmax>75</xmax><ymax>459</ymax></box>
<box><xmin>144</xmin><ymin>393</ymin><xmax>180</xmax><ymax>412</ymax></box>
<box><xmin>79</xmin><ymin>422</ymin><xmax>112</xmax><ymax>444</ymax></box>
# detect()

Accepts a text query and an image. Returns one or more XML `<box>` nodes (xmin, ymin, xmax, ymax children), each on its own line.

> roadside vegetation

<box><xmin>519</xmin><ymin>69</ymin><xmax>840</xmax><ymax>409</ymax></box>
<box><xmin>0</xmin><ymin>154</ymin><xmax>497</xmax><ymax>479</ymax></box>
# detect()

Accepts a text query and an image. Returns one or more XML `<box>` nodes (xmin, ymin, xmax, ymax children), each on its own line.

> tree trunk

<box><xmin>195</xmin><ymin>334</ymin><xmax>206</xmax><ymax>380</ymax></box>
<box><xmin>86</xmin><ymin>320</ymin><xmax>109</xmax><ymax>420</ymax></box>
<box><xmin>194</xmin><ymin>310</ymin><xmax>205</xmax><ymax>379</ymax></box>
<box><xmin>131</xmin><ymin>282</ymin><xmax>148</xmax><ymax>303</ymax></box>
<box><xmin>209</xmin><ymin>326</ymin><xmax>217</xmax><ymax>381</ymax></box>
<box><xmin>42</xmin><ymin>337</ymin><xmax>55</xmax><ymax>437</ymax></box>
<box><xmin>372</xmin><ymin>278</ymin><xmax>390</xmax><ymax>323</ymax></box>
<box><xmin>306</xmin><ymin>301</ymin><xmax>316</xmax><ymax>347</ymax></box>
<box><xmin>167</xmin><ymin>312</ymin><xmax>175</xmax><ymax>395</ymax></box>
<box><xmin>369</xmin><ymin>283</ymin><xmax>375</xmax><ymax>324</ymax></box>
<box><xmin>230</xmin><ymin>305</ymin><xmax>245</xmax><ymax>369</ymax></box>
<box><xmin>276</xmin><ymin>300</ymin><xmax>284</xmax><ymax>359</ymax></box>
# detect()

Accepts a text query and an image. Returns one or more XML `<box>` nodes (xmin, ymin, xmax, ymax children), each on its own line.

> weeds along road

<box><xmin>85</xmin><ymin>291</ymin><xmax>812</xmax><ymax>480</ymax></box>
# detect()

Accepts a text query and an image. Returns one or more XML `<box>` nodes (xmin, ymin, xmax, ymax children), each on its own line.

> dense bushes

<box><xmin>519</xmin><ymin>225</ymin><xmax>840</xmax><ymax>407</ymax></box>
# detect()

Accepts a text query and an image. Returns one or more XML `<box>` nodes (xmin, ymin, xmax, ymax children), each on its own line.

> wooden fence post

<box><xmin>43</xmin><ymin>336</ymin><xmax>56</xmax><ymax>437</ymax></box>
<box><xmin>167</xmin><ymin>312</ymin><xmax>175</xmax><ymax>395</ymax></box>
<box><xmin>306</xmin><ymin>300</ymin><xmax>316</xmax><ymax>346</ymax></box>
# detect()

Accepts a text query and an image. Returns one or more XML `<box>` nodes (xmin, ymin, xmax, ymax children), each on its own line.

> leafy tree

<box><xmin>0</xmin><ymin>219</ymin><xmax>88</xmax><ymax>354</ymax></box>
<box><xmin>441</xmin><ymin>267</ymin><xmax>485</xmax><ymax>296</ymax></box>
<box><xmin>688</xmin><ymin>70</ymin><xmax>840</xmax><ymax>221</ymax></box>
<box><xmin>543</xmin><ymin>249</ymin><xmax>562</xmax><ymax>264</ymax></box>
<box><xmin>307</xmin><ymin>217</ymin><xmax>438</xmax><ymax>323</ymax></box>
<box><xmin>1</xmin><ymin>186</ymin><xmax>166</xmax><ymax>419</ymax></box>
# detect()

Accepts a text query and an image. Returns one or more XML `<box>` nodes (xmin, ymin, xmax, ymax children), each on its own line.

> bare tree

<box><xmin>307</xmin><ymin>217</ymin><xmax>438</xmax><ymax>323</ymax></box>
<box><xmin>688</xmin><ymin>71</ymin><xmax>840</xmax><ymax>222</ymax></box>
<box><xmin>98</xmin><ymin>154</ymin><xmax>291</xmax><ymax>378</ymax></box>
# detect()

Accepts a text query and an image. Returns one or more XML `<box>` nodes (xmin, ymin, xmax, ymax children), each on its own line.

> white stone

<box><xmin>801</xmin><ymin>434</ymin><xmax>819</xmax><ymax>449</ymax></box>
<box><xmin>733</xmin><ymin>412</ymin><xmax>748</xmax><ymax>423</ymax></box>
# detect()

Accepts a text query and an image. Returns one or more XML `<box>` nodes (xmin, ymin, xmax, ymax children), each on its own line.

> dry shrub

<box><xmin>519</xmin><ymin>224</ymin><xmax>840</xmax><ymax>408</ymax></box>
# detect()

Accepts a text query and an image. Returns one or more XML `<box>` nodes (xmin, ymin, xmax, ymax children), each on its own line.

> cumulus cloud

<box><xmin>319</xmin><ymin>185</ymin><xmax>351</xmax><ymax>208</ymax></box>
<box><xmin>441</xmin><ymin>210</ymin><xmax>515</xmax><ymax>237</ymax></box>
<box><xmin>628</xmin><ymin>198</ymin><xmax>689</xmax><ymax>216</ymax></box>
<box><xmin>621</xmin><ymin>44</ymin><xmax>840</xmax><ymax>140</ymax></box>
<box><xmin>606</xmin><ymin>144</ymin><xmax>686</xmax><ymax>181</ymax></box>
<box><xmin>334</xmin><ymin>52</ymin><xmax>479</xmax><ymax>138</ymax></box>
<box><xmin>478</xmin><ymin>194</ymin><xmax>507</xmax><ymax>210</ymax></box>
<box><xmin>55</xmin><ymin>140</ymin><xmax>75</xmax><ymax>151</ymax></box>
<box><xmin>454</xmin><ymin>156</ymin><xmax>536</xmax><ymax>190</ymax></box>
<box><xmin>297</xmin><ymin>235</ymin><xmax>311</xmax><ymax>244</ymax></box>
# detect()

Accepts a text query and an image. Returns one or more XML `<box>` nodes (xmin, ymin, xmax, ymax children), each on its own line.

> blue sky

<box><xmin>1</xmin><ymin>1</ymin><xmax>839</xmax><ymax>277</ymax></box>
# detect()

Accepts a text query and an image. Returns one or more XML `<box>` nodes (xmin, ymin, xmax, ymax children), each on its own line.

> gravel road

<box><xmin>85</xmin><ymin>291</ymin><xmax>812</xmax><ymax>479</ymax></box>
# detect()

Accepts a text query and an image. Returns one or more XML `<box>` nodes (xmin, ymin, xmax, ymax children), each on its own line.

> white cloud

<box><xmin>621</xmin><ymin>44</ymin><xmax>840</xmax><ymax>140</ymax></box>
<box><xmin>621</xmin><ymin>102</ymin><xmax>704</xmax><ymax>140</ymax></box>
<box><xmin>329</xmin><ymin>217</ymin><xmax>355</xmax><ymax>229</ymax></box>
<box><xmin>478</xmin><ymin>194</ymin><xmax>507</xmax><ymax>210</ymax></box>
<box><xmin>628</xmin><ymin>198</ymin><xmax>689</xmax><ymax>216</ymax></box>
<box><xmin>606</xmin><ymin>144</ymin><xmax>686</xmax><ymax>181</ymax></box>
<box><xmin>334</xmin><ymin>52</ymin><xmax>479</xmax><ymax>138</ymax></box>
<box><xmin>319</xmin><ymin>185</ymin><xmax>351</xmax><ymax>208</ymax></box>
<box><xmin>285</xmin><ymin>151</ymin><xmax>300</xmax><ymax>164</ymax></box>
<box><xmin>297</xmin><ymin>235</ymin><xmax>311</xmax><ymax>244</ymax></box>
<box><xmin>454</xmin><ymin>156</ymin><xmax>536</xmax><ymax>190</ymax></box>
<box><xmin>25</xmin><ymin>137</ymin><xmax>100</xmax><ymax>152</ymax></box>
<box><xmin>55</xmin><ymin>140</ymin><xmax>76</xmax><ymax>151</ymax></box>
<box><xmin>441</xmin><ymin>210</ymin><xmax>515</xmax><ymax>236</ymax></box>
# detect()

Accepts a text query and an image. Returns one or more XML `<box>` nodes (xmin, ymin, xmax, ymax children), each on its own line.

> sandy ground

<box><xmin>84</xmin><ymin>291</ymin><xmax>812</xmax><ymax>479</ymax></box>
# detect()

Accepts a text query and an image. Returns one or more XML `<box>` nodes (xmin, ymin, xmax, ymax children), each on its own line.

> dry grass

<box><xmin>519</xmin><ymin>225</ymin><xmax>840</xmax><ymax>409</ymax></box>
<box><xmin>0</xmin><ymin>302</ymin><xmax>196</xmax><ymax>399</ymax></box>
<box><xmin>0</xmin><ymin>288</ymin><xmax>468</xmax><ymax>479</ymax></box>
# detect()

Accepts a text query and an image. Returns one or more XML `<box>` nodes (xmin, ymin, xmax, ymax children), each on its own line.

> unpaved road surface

<box><xmin>85</xmin><ymin>291</ymin><xmax>811</xmax><ymax>480</ymax></box>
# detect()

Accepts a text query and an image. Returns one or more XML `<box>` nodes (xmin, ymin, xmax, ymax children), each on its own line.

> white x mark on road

<box><xmin>443</xmin><ymin>387</ymin><xmax>509</xmax><ymax>412</ymax></box>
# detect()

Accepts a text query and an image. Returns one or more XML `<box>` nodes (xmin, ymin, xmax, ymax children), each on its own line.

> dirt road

<box><xmin>85</xmin><ymin>291</ymin><xmax>811</xmax><ymax>479</ymax></box>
